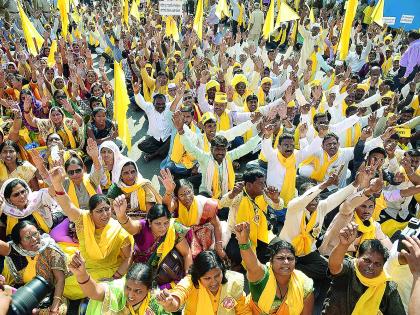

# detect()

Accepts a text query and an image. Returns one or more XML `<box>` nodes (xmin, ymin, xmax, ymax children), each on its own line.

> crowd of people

<box><xmin>0</xmin><ymin>0</ymin><xmax>419</xmax><ymax>314</ymax></box>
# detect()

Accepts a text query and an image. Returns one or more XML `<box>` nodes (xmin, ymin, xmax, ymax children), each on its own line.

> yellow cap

<box><xmin>206</xmin><ymin>80</ymin><xmax>220</xmax><ymax>92</ymax></box>
<box><xmin>310</xmin><ymin>79</ymin><xmax>321</xmax><ymax>87</ymax></box>
<box><xmin>231</xmin><ymin>74</ymin><xmax>248</xmax><ymax>88</ymax></box>
<box><xmin>233</xmin><ymin>62</ymin><xmax>241</xmax><ymax>69</ymax></box>
<box><xmin>382</xmin><ymin>91</ymin><xmax>395</xmax><ymax>99</ymax></box>
<box><xmin>287</xmin><ymin>100</ymin><xmax>295</xmax><ymax>108</ymax></box>
<box><xmin>393</xmin><ymin>54</ymin><xmax>401</xmax><ymax>61</ymax></box>
<box><xmin>384</xmin><ymin>35</ymin><xmax>393</xmax><ymax>43</ymax></box>
<box><xmin>214</xmin><ymin>92</ymin><xmax>228</xmax><ymax>103</ymax></box>
<box><xmin>261</xmin><ymin>77</ymin><xmax>273</xmax><ymax>85</ymax></box>
<box><xmin>201</xmin><ymin>112</ymin><xmax>217</xmax><ymax>124</ymax></box>
<box><xmin>356</xmin><ymin>84</ymin><xmax>369</xmax><ymax>92</ymax></box>
<box><xmin>145</xmin><ymin>63</ymin><xmax>153</xmax><ymax>69</ymax></box>
<box><xmin>174</xmin><ymin>51</ymin><xmax>181</xmax><ymax>57</ymax></box>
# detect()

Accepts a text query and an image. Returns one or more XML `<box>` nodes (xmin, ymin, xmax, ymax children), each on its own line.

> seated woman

<box><xmin>62</xmin><ymin>139</ymin><xmax>103</xmax><ymax>210</ymax></box>
<box><xmin>160</xmin><ymin>169</ymin><xmax>226</xmax><ymax>259</ymax></box>
<box><xmin>0</xmin><ymin>178</ymin><xmax>58</xmax><ymax>236</ymax></box>
<box><xmin>0</xmin><ymin>221</ymin><xmax>68</xmax><ymax>314</ymax></box>
<box><xmin>48</xmin><ymin>166</ymin><xmax>133</xmax><ymax>300</ymax></box>
<box><xmin>323</xmin><ymin>222</ymin><xmax>405</xmax><ymax>315</ymax></box>
<box><xmin>0</xmin><ymin>140</ymin><xmax>39</xmax><ymax>190</ymax></box>
<box><xmin>114</xmin><ymin>195</ymin><xmax>192</xmax><ymax>288</ymax></box>
<box><xmin>68</xmin><ymin>252</ymin><xmax>170</xmax><ymax>314</ymax></box>
<box><xmin>156</xmin><ymin>250</ymin><xmax>251</xmax><ymax>314</ymax></box>
<box><xmin>98</xmin><ymin>140</ymin><xmax>125</xmax><ymax>194</ymax></box>
<box><xmin>234</xmin><ymin>222</ymin><xmax>314</xmax><ymax>315</ymax></box>
<box><xmin>107</xmin><ymin>158</ymin><xmax>161</xmax><ymax>218</ymax></box>
<box><xmin>86</xmin><ymin>107</ymin><xmax>118</xmax><ymax>146</ymax></box>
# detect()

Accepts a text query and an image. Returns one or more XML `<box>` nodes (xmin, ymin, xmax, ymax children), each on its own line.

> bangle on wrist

<box><xmin>53</xmin><ymin>296</ymin><xmax>62</xmax><ymax>302</ymax></box>
<box><xmin>119</xmin><ymin>216</ymin><xmax>129</xmax><ymax>225</ymax></box>
<box><xmin>55</xmin><ymin>190</ymin><xmax>65</xmax><ymax>196</ymax></box>
<box><xmin>77</xmin><ymin>275</ymin><xmax>90</xmax><ymax>285</ymax></box>
<box><xmin>239</xmin><ymin>240</ymin><xmax>252</xmax><ymax>250</ymax></box>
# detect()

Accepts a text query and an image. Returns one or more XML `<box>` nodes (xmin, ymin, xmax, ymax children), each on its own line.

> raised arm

<box><xmin>329</xmin><ymin>222</ymin><xmax>359</xmax><ymax>275</ymax></box>
<box><xmin>114</xmin><ymin>195</ymin><xmax>142</xmax><ymax>235</ymax></box>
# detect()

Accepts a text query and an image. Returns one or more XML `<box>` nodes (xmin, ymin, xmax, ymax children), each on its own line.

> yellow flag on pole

<box><xmin>58</xmin><ymin>0</ymin><xmax>69</xmax><ymax>37</ymax></box>
<box><xmin>47</xmin><ymin>40</ymin><xmax>58</xmax><ymax>67</ymax></box>
<box><xmin>371</xmin><ymin>0</ymin><xmax>384</xmax><ymax>27</ymax></box>
<box><xmin>17</xmin><ymin>2</ymin><xmax>44</xmax><ymax>56</ymax></box>
<box><xmin>113</xmin><ymin>61</ymin><xmax>132</xmax><ymax>151</ymax></box>
<box><xmin>165</xmin><ymin>16</ymin><xmax>180</xmax><ymax>42</ymax></box>
<box><xmin>193</xmin><ymin>0</ymin><xmax>204</xmax><ymax>40</ymax></box>
<box><xmin>274</xmin><ymin>0</ymin><xmax>300</xmax><ymax>30</ymax></box>
<box><xmin>263</xmin><ymin>0</ymin><xmax>275</xmax><ymax>39</ymax></box>
<box><xmin>338</xmin><ymin>0</ymin><xmax>359</xmax><ymax>60</ymax></box>
<box><xmin>309</xmin><ymin>7</ymin><xmax>315</xmax><ymax>23</ymax></box>
<box><xmin>130</xmin><ymin>0</ymin><xmax>141</xmax><ymax>20</ymax></box>
<box><xmin>215</xmin><ymin>0</ymin><xmax>230</xmax><ymax>19</ymax></box>
<box><xmin>124</xmin><ymin>0</ymin><xmax>129</xmax><ymax>26</ymax></box>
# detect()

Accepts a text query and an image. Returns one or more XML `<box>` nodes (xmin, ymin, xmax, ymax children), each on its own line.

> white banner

<box><xmin>400</xmin><ymin>15</ymin><xmax>414</xmax><ymax>24</ymax></box>
<box><xmin>382</xmin><ymin>17</ymin><xmax>396</xmax><ymax>25</ymax></box>
<box><xmin>159</xmin><ymin>0</ymin><xmax>183</xmax><ymax>16</ymax></box>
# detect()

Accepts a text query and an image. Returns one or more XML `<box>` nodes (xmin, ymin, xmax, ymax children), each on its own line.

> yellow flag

<box><xmin>130</xmin><ymin>0</ymin><xmax>141</xmax><ymax>20</ymax></box>
<box><xmin>338</xmin><ymin>0</ymin><xmax>358</xmax><ymax>60</ymax></box>
<box><xmin>371</xmin><ymin>0</ymin><xmax>384</xmax><ymax>27</ymax></box>
<box><xmin>309</xmin><ymin>7</ymin><xmax>315</xmax><ymax>23</ymax></box>
<box><xmin>47</xmin><ymin>40</ymin><xmax>58</xmax><ymax>67</ymax></box>
<box><xmin>165</xmin><ymin>16</ymin><xmax>180</xmax><ymax>42</ymax></box>
<box><xmin>58</xmin><ymin>0</ymin><xmax>69</xmax><ymax>37</ymax></box>
<box><xmin>215</xmin><ymin>0</ymin><xmax>230</xmax><ymax>19</ymax></box>
<box><xmin>263</xmin><ymin>0</ymin><xmax>275</xmax><ymax>39</ymax></box>
<box><xmin>193</xmin><ymin>0</ymin><xmax>204</xmax><ymax>40</ymax></box>
<box><xmin>275</xmin><ymin>0</ymin><xmax>300</xmax><ymax>30</ymax></box>
<box><xmin>17</xmin><ymin>2</ymin><xmax>44</xmax><ymax>56</ymax></box>
<box><xmin>113</xmin><ymin>61</ymin><xmax>132</xmax><ymax>151</ymax></box>
<box><xmin>124</xmin><ymin>0</ymin><xmax>129</xmax><ymax>26</ymax></box>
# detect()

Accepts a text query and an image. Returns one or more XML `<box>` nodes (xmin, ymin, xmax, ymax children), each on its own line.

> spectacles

<box><xmin>11</xmin><ymin>189</ymin><xmax>28</xmax><ymax>198</ymax></box>
<box><xmin>67</xmin><ymin>168</ymin><xmax>83</xmax><ymax>176</ymax></box>
<box><xmin>22</xmin><ymin>231</ymin><xmax>40</xmax><ymax>242</ymax></box>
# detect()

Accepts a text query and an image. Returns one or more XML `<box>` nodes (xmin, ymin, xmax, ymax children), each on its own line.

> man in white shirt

<box><xmin>346</xmin><ymin>41</ymin><xmax>373</xmax><ymax>73</ymax></box>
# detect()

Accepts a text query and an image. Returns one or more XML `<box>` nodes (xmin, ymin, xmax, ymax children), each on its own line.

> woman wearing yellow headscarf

<box><xmin>234</xmin><ymin>222</ymin><xmax>314</xmax><ymax>315</ymax></box>
<box><xmin>48</xmin><ymin>166</ymin><xmax>134</xmax><ymax>301</ymax></box>
<box><xmin>326</xmin><ymin>222</ymin><xmax>405</xmax><ymax>315</ymax></box>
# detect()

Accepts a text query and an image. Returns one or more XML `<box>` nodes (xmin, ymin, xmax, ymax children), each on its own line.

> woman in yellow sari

<box><xmin>234</xmin><ymin>222</ymin><xmax>314</xmax><ymax>315</ymax></box>
<box><xmin>47</xmin><ymin>166</ymin><xmax>133</xmax><ymax>301</ymax></box>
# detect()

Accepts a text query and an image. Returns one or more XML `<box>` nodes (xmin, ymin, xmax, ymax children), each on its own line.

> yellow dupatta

<box><xmin>372</xmin><ymin>193</ymin><xmax>387</xmax><ymax>221</ymax></box>
<box><xmin>259</xmin><ymin>128</ymin><xmax>283</xmax><ymax>162</ymax></box>
<box><xmin>211</xmin><ymin>157</ymin><xmax>235</xmax><ymax>199</ymax></box>
<box><xmin>243</xmin><ymin>103</ymin><xmax>259</xmax><ymax>142</ymax></box>
<box><xmin>216</xmin><ymin>111</ymin><xmax>231</xmax><ymax>131</ymax></box>
<box><xmin>177</xmin><ymin>197</ymin><xmax>199</xmax><ymax>227</ymax></box>
<box><xmin>291</xmin><ymin>211</ymin><xmax>318</xmax><ymax>256</ymax></box>
<box><xmin>67</xmin><ymin>174</ymin><xmax>96</xmax><ymax>209</ymax></box>
<box><xmin>0</xmin><ymin>161</ymin><xmax>8</xmax><ymax>181</ymax></box>
<box><xmin>156</xmin><ymin>219</ymin><xmax>176</xmax><ymax>265</ymax></box>
<box><xmin>345</xmin><ymin>122</ymin><xmax>362</xmax><ymax>147</ymax></box>
<box><xmin>256</xmin><ymin>266</ymin><xmax>305</xmax><ymax>315</ymax></box>
<box><xmin>170</xmin><ymin>124</ymin><xmax>197</xmax><ymax>169</ymax></box>
<box><xmin>128</xmin><ymin>292</ymin><xmax>151</xmax><ymax>315</ymax></box>
<box><xmin>411</xmin><ymin>95</ymin><xmax>419</xmax><ymax>116</ymax></box>
<box><xmin>196</xmin><ymin>280</ymin><xmax>219</xmax><ymax>315</ymax></box>
<box><xmin>354</xmin><ymin>213</ymin><xmax>376</xmax><ymax>247</ymax></box>
<box><xmin>6</xmin><ymin>213</ymin><xmax>50</xmax><ymax>236</ymax></box>
<box><xmin>353</xmin><ymin>260</ymin><xmax>389</xmax><ymax>315</ymax></box>
<box><xmin>203</xmin><ymin>135</ymin><xmax>210</xmax><ymax>152</ymax></box>
<box><xmin>257</xmin><ymin>87</ymin><xmax>266</xmax><ymax>106</ymax></box>
<box><xmin>310</xmin><ymin>52</ymin><xmax>318</xmax><ymax>80</ymax></box>
<box><xmin>120</xmin><ymin>180</ymin><xmax>147</xmax><ymax>212</ymax></box>
<box><xmin>277</xmin><ymin>152</ymin><xmax>296</xmax><ymax>206</ymax></box>
<box><xmin>238</xmin><ymin>3</ymin><xmax>244</xmax><ymax>26</ymax></box>
<box><xmin>302</xmin><ymin>151</ymin><xmax>339</xmax><ymax>182</ymax></box>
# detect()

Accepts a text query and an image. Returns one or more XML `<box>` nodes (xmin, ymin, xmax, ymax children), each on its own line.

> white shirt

<box><xmin>134</xmin><ymin>93</ymin><xmax>173</xmax><ymax>141</ymax></box>
<box><xmin>345</xmin><ymin>41</ymin><xmax>372</xmax><ymax>72</ymax></box>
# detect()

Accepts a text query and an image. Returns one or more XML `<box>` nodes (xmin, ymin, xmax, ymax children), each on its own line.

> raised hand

<box><xmin>158</xmin><ymin>168</ymin><xmax>176</xmax><ymax>194</ymax></box>
<box><xmin>338</xmin><ymin>222</ymin><xmax>359</xmax><ymax>246</ymax></box>
<box><xmin>234</xmin><ymin>222</ymin><xmax>251</xmax><ymax>245</ymax></box>
<box><xmin>317</xmin><ymin>123</ymin><xmax>329</xmax><ymax>138</ymax></box>
<box><xmin>113</xmin><ymin>195</ymin><xmax>128</xmax><ymax>220</ymax></box>
<box><xmin>264</xmin><ymin>186</ymin><xmax>280</xmax><ymax>203</ymax></box>
<box><xmin>250</xmin><ymin>111</ymin><xmax>262</xmax><ymax>124</ymax></box>
<box><xmin>172</xmin><ymin>110</ymin><xmax>185</xmax><ymax>132</ymax></box>
<box><xmin>401</xmin><ymin>236</ymin><xmax>420</xmax><ymax>277</ymax></box>
<box><xmin>86</xmin><ymin>138</ymin><xmax>99</xmax><ymax>159</ymax></box>
<box><xmin>49</xmin><ymin>166</ymin><xmax>66</xmax><ymax>190</ymax></box>
<box><xmin>381</xmin><ymin>126</ymin><xmax>396</xmax><ymax>141</ymax></box>
<box><xmin>360</xmin><ymin>126</ymin><xmax>373</xmax><ymax>141</ymax></box>
<box><xmin>321</xmin><ymin>166</ymin><xmax>343</xmax><ymax>189</ymax></box>
<box><xmin>229</xmin><ymin>181</ymin><xmax>244</xmax><ymax>199</ymax></box>
<box><xmin>68</xmin><ymin>251</ymin><xmax>88</xmax><ymax>278</ymax></box>
<box><xmin>299</xmin><ymin>123</ymin><xmax>308</xmax><ymax>139</ymax></box>
<box><xmin>156</xmin><ymin>289</ymin><xmax>178</xmax><ymax>310</ymax></box>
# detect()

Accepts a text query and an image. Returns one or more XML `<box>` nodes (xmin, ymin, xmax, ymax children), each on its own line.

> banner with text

<box><xmin>159</xmin><ymin>0</ymin><xmax>183</xmax><ymax>15</ymax></box>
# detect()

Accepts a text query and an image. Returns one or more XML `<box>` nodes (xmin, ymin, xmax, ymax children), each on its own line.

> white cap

<box><xmin>168</xmin><ymin>83</ymin><xmax>177</xmax><ymax>89</ymax></box>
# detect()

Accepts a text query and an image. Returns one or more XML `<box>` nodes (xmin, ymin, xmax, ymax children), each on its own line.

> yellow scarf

<box><xmin>327</xmin><ymin>72</ymin><xmax>336</xmax><ymax>90</ymax></box>
<box><xmin>372</xmin><ymin>193</ymin><xmax>387</xmax><ymax>221</ymax></box>
<box><xmin>257</xmin><ymin>265</ymin><xmax>305</xmax><ymax>315</ymax></box>
<box><xmin>310</xmin><ymin>52</ymin><xmax>318</xmax><ymax>80</ymax></box>
<box><xmin>203</xmin><ymin>135</ymin><xmax>210</xmax><ymax>152</ymax></box>
<box><xmin>157</xmin><ymin>219</ymin><xmax>176</xmax><ymax>265</ymax></box>
<box><xmin>381</xmin><ymin>57</ymin><xmax>392</xmax><ymax>75</ymax></box>
<box><xmin>257</xmin><ymin>87</ymin><xmax>266</xmax><ymax>106</ymax></box>
<box><xmin>310</xmin><ymin>100</ymin><xmax>326</xmax><ymax>123</ymax></box>
<box><xmin>170</xmin><ymin>124</ymin><xmax>197</xmax><ymax>169</ymax></box>
<box><xmin>0</xmin><ymin>161</ymin><xmax>9</xmax><ymax>181</ymax></box>
<box><xmin>212</xmin><ymin>157</ymin><xmax>235</xmax><ymax>199</ymax></box>
<box><xmin>238</xmin><ymin>4</ymin><xmax>244</xmax><ymax>26</ymax></box>
<box><xmin>197</xmin><ymin>281</ymin><xmax>218</xmax><ymax>315</ymax></box>
<box><xmin>6</xmin><ymin>213</ymin><xmax>50</xmax><ymax>236</ymax></box>
<box><xmin>67</xmin><ymin>174</ymin><xmax>96</xmax><ymax>209</ymax></box>
<box><xmin>18</xmin><ymin>127</ymin><xmax>32</xmax><ymax>144</ymax></box>
<box><xmin>51</xmin><ymin>122</ymin><xmax>77</xmax><ymax>149</ymax></box>
<box><xmin>345</xmin><ymin>122</ymin><xmax>362</xmax><ymax>147</ymax></box>
<box><xmin>353</xmin><ymin>260</ymin><xmax>389</xmax><ymax>315</ymax></box>
<box><xmin>259</xmin><ymin>129</ymin><xmax>283</xmax><ymax>162</ymax></box>
<box><xmin>291</xmin><ymin>210</ymin><xmax>318</xmax><ymax>256</ymax></box>
<box><xmin>354</xmin><ymin>213</ymin><xmax>376</xmax><ymax>247</ymax></box>
<box><xmin>128</xmin><ymin>292</ymin><xmax>151</xmax><ymax>315</ymax></box>
<box><xmin>216</xmin><ymin>111</ymin><xmax>231</xmax><ymax>131</ymax></box>
<box><xmin>277</xmin><ymin>152</ymin><xmax>296</xmax><ymax>206</ymax></box>
<box><xmin>23</xmin><ymin>255</ymin><xmax>38</xmax><ymax>283</ymax></box>
<box><xmin>274</xmin><ymin>28</ymin><xmax>287</xmax><ymax>45</ymax></box>
<box><xmin>89</xmin><ymin>33</ymin><xmax>99</xmax><ymax>46</ymax></box>
<box><xmin>177</xmin><ymin>197</ymin><xmax>199</xmax><ymax>227</ymax></box>
<box><xmin>302</xmin><ymin>151</ymin><xmax>339</xmax><ymax>182</ymax></box>
<box><xmin>411</xmin><ymin>95</ymin><xmax>419</xmax><ymax>116</ymax></box>
<box><xmin>243</xmin><ymin>104</ymin><xmax>258</xmax><ymax>142</ymax></box>
<box><xmin>120</xmin><ymin>181</ymin><xmax>147</xmax><ymax>212</ymax></box>
<box><xmin>82</xmin><ymin>214</ymin><xmax>123</xmax><ymax>260</ymax></box>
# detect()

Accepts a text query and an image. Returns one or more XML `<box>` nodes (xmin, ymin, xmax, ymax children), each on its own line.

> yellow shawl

<box><xmin>310</xmin><ymin>52</ymin><xmax>318</xmax><ymax>80</ymax></box>
<box><xmin>170</xmin><ymin>124</ymin><xmax>197</xmax><ymax>169</ymax></box>
<box><xmin>6</xmin><ymin>213</ymin><xmax>50</xmax><ymax>236</ymax></box>
<box><xmin>353</xmin><ymin>259</ymin><xmax>389</xmax><ymax>315</ymax></box>
<box><xmin>128</xmin><ymin>292</ymin><xmax>151</xmax><ymax>315</ymax></box>
<box><xmin>345</xmin><ymin>122</ymin><xmax>361</xmax><ymax>147</ymax></box>
<box><xmin>216</xmin><ymin>111</ymin><xmax>231</xmax><ymax>131</ymax></box>
<box><xmin>67</xmin><ymin>174</ymin><xmax>96</xmax><ymax>209</ymax></box>
<box><xmin>177</xmin><ymin>197</ymin><xmax>199</xmax><ymax>227</ymax></box>
<box><xmin>157</xmin><ymin>219</ymin><xmax>176</xmax><ymax>265</ymax></box>
<box><xmin>120</xmin><ymin>181</ymin><xmax>147</xmax><ymax>212</ymax></box>
<box><xmin>302</xmin><ymin>151</ymin><xmax>339</xmax><ymax>182</ymax></box>
<box><xmin>257</xmin><ymin>266</ymin><xmax>305</xmax><ymax>315</ymax></box>
<box><xmin>277</xmin><ymin>152</ymin><xmax>296</xmax><ymax>206</ymax></box>
<box><xmin>211</xmin><ymin>157</ymin><xmax>235</xmax><ymax>199</ymax></box>
<box><xmin>291</xmin><ymin>210</ymin><xmax>318</xmax><ymax>256</ymax></box>
<box><xmin>354</xmin><ymin>213</ymin><xmax>376</xmax><ymax>248</ymax></box>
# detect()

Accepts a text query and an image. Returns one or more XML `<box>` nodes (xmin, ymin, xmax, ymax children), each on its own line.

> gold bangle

<box><xmin>118</xmin><ymin>216</ymin><xmax>129</xmax><ymax>225</ymax></box>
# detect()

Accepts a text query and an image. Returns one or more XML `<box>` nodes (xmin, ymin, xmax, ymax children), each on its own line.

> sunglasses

<box><xmin>67</xmin><ymin>168</ymin><xmax>83</xmax><ymax>176</ymax></box>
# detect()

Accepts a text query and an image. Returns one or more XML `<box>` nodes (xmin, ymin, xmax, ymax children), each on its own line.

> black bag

<box><xmin>155</xmin><ymin>248</ymin><xmax>185</xmax><ymax>286</ymax></box>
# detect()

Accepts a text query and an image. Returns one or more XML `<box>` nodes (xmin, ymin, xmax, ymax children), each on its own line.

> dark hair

<box><xmin>174</xmin><ymin>179</ymin><xmax>194</xmax><ymax>197</ymax></box>
<box><xmin>278</xmin><ymin>133</ymin><xmax>294</xmax><ymax>145</ymax></box>
<box><xmin>180</xmin><ymin>105</ymin><xmax>194</xmax><ymax>113</ymax></box>
<box><xmin>389</xmin><ymin>133</ymin><xmax>400</xmax><ymax>141</ymax></box>
<box><xmin>157</xmin><ymin>71</ymin><xmax>168</xmax><ymax>78</ymax></box>
<box><xmin>89</xmin><ymin>96</ymin><xmax>103</xmax><ymax>107</ymax></box>
<box><xmin>368</xmin><ymin>147</ymin><xmax>387</xmax><ymax>159</ymax></box>
<box><xmin>11</xmin><ymin>220</ymin><xmax>38</xmax><ymax>245</ymax></box>
<box><xmin>190</xmin><ymin>251</ymin><xmax>228</xmax><ymax>288</ymax></box>
<box><xmin>210</xmin><ymin>135</ymin><xmax>228</xmax><ymax>148</ymax></box>
<box><xmin>345</xmin><ymin>105</ymin><xmax>358</xmax><ymax>117</ymax></box>
<box><xmin>268</xmin><ymin>238</ymin><xmax>296</xmax><ymax>260</ymax></box>
<box><xmin>53</xmin><ymin>89</ymin><xmax>65</xmax><ymax>98</ymax></box>
<box><xmin>153</xmin><ymin>93</ymin><xmax>166</xmax><ymax>103</ymax></box>
<box><xmin>313</xmin><ymin>112</ymin><xmax>331</xmax><ymax>124</ymax></box>
<box><xmin>92</xmin><ymin>106</ymin><xmax>107</xmax><ymax>116</ymax></box>
<box><xmin>246</xmin><ymin>94</ymin><xmax>258</xmax><ymax>102</ymax></box>
<box><xmin>322</xmin><ymin>133</ymin><xmax>339</xmax><ymax>144</ymax></box>
<box><xmin>4</xmin><ymin>178</ymin><xmax>28</xmax><ymax>200</ymax></box>
<box><xmin>46</xmin><ymin>132</ymin><xmax>63</xmax><ymax>144</ymax></box>
<box><xmin>0</xmin><ymin>140</ymin><xmax>22</xmax><ymax>166</ymax></box>
<box><xmin>88</xmin><ymin>194</ymin><xmax>110</xmax><ymax>211</ymax></box>
<box><xmin>408</xmin><ymin>31</ymin><xmax>420</xmax><ymax>41</ymax></box>
<box><xmin>19</xmin><ymin>88</ymin><xmax>33</xmax><ymax>103</ymax></box>
<box><xmin>64</xmin><ymin>155</ymin><xmax>84</xmax><ymax>171</ymax></box>
<box><xmin>400</xmin><ymin>106</ymin><xmax>415</xmax><ymax>114</ymax></box>
<box><xmin>298</xmin><ymin>181</ymin><xmax>316</xmax><ymax>196</ymax></box>
<box><xmin>146</xmin><ymin>204</ymin><xmax>172</xmax><ymax>222</ymax></box>
<box><xmin>125</xmin><ymin>263</ymin><xmax>154</xmax><ymax>289</ymax></box>
<box><xmin>358</xmin><ymin>239</ymin><xmax>389</xmax><ymax>262</ymax></box>
<box><xmin>243</xmin><ymin>168</ymin><xmax>265</xmax><ymax>184</ymax></box>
